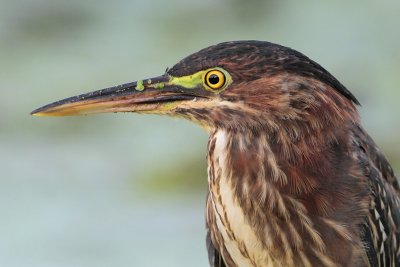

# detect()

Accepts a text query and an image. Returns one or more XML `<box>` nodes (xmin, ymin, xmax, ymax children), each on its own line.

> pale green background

<box><xmin>1</xmin><ymin>1</ymin><xmax>399</xmax><ymax>266</ymax></box>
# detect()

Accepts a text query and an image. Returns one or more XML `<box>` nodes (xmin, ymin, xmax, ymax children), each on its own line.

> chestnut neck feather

<box><xmin>204</xmin><ymin>79</ymin><xmax>369</xmax><ymax>266</ymax></box>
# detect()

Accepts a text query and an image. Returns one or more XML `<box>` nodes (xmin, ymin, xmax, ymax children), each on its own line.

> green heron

<box><xmin>32</xmin><ymin>41</ymin><xmax>399</xmax><ymax>267</ymax></box>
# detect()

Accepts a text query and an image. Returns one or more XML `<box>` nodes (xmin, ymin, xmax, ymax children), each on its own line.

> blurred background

<box><xmin>1</xmin><ymin>1</ymin><xmax>399</xmax><ymax>266</ymax></box>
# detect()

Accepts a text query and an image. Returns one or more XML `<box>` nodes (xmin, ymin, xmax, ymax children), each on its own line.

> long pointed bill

<box><xmin>31</xmin><ymin>75</ymin><xmax>206</xmax><ymax>117</ymax></box>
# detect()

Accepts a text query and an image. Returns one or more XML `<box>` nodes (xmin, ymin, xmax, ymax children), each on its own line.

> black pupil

<box><xmin>208</xmin><ymin>74</ymin><xmax>220</xmax><ymax>85</ymax></box>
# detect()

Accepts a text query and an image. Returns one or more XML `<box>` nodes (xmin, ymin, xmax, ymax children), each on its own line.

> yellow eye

<box><xmin>204</xmin><ymin>69</ymin><xmax>226</xmax><ymax>90</ymax></box>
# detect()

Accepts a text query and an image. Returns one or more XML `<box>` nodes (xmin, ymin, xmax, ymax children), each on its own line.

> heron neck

<box><xmin>206</xmin><ymin>126</ymin><xmax>367</xmax><ymax>265</ymax></box>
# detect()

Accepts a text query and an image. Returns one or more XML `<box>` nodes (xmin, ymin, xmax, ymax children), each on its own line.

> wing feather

<box><xmin>353</xmin><ymin>125</ymin><xmax>400</xmax><ymax>266</ymax></box>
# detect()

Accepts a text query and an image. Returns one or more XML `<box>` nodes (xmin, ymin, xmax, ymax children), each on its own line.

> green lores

<box><xmin>134</xmin><ymin>67</ymin><xmax>232</xmax><ymax>92</ymax></box>
<box><xmin>134</xmin><ymin>73</ymin><xmax>201</xmax><ymax>92</ymax></box>
<box><xmin>169</xmin><ymin>67</ymin><xmax>232</xmax><ymax>93</ymax></box>
<box><xmin>169</xmin><ymin>71</ymin><xmax>204</xmax><ymax>89</ymax></box>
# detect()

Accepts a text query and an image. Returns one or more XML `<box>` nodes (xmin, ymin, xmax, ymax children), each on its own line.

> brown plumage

<box><xmin>169</xmin><ymin>41</ymin><xmax>400</xmax><ymax>266</ymax></box>
<box><xmin>32</xmin><ymin>41</ymin><xmax>400</xmax><ymax>267</ymax></box>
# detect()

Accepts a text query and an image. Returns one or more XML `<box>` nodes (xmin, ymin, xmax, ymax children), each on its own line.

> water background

<box><xmin>1</xmin><ymin>1</ymin><xmax>399</xmax><ymax>266</ymax></box>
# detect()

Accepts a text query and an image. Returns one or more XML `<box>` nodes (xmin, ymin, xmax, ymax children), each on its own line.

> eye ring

<box><xmin>204</xmin><ymin>69</ymin><xmax>226</xmax><ymax>90</ymax></box>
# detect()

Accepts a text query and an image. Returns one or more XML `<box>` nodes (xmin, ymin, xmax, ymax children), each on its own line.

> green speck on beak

<box><xmin>135</xmin><ymin>80</ymin><xmax>145</xmax><ymax>91</ymax></box>
<box><xmin>154</xmin><ymin>82</ymin><xmax>164</xmax><ymax>89</ymax></box>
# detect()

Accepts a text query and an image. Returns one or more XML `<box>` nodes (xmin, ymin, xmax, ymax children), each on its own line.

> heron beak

<box><xmin>31</xmin><ymin>74</ymin><xmax>206</xmax><ymax>117</ymax></box>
